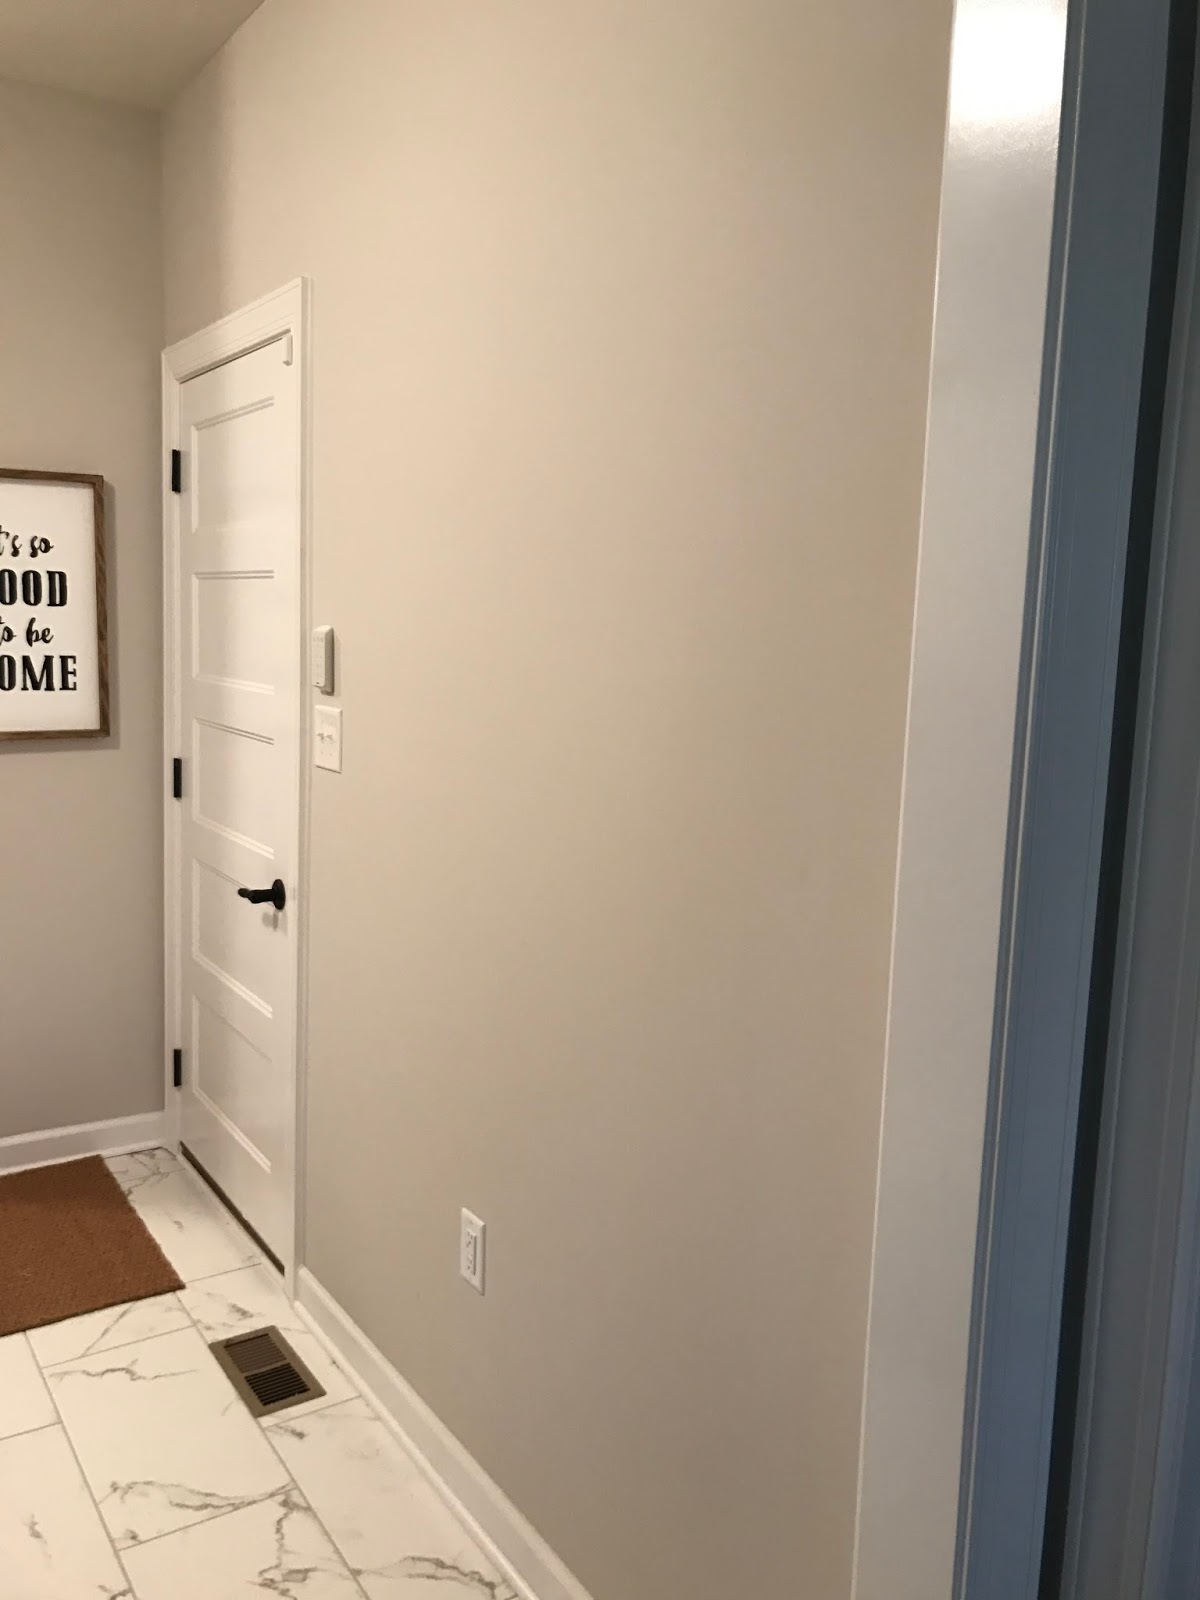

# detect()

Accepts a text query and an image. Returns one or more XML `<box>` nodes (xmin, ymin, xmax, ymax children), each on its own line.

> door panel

<box><xmin>193</xmin><ymin>399</ymin><xmax>279</xmax><ymax>529</ymax></box>
<box><xmin>194</xmin><ymin>573</ymin><xmax>277</xmax><ymax>686</ymax></box>
<box><xmin>173</xmin><ymin>336</ymin><xmax>301</xmax><ymax>1260</ymax></box>
<box><xmin>193</xmin><ymin>723</ymin><xmax>275</xmax><ymax>846</ymax></box>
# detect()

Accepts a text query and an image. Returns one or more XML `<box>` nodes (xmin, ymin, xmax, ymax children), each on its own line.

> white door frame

<box><xmin>852</xmin><ymin>0</ymin><xmax>1179</xmax><ymax>1595</ymax></box>
<box><xmin>162</xmin><ymin>278</ymin><xmax>311</xmax><ymax>1294</ymax></box>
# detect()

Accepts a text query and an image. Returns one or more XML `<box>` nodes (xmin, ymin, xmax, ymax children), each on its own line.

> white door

<box><xmin>171</xmin><ymin>336</ymin><xmax>302</xmax><ymax>1263</ymax></box>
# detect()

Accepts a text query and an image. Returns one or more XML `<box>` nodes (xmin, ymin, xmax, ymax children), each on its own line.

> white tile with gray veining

<box><xmin>121</xmin><ymin>1484</ymin><xmax>362</xmax><ymax>1599</ymax></box>
<box><xmin>28</xmin><ymin>1293</ymin><xmax>191</xmax><ymax>1371</ymax></box>
<box><xmin>0</xmin><ymin>1424</ymin><xmax>133</xmax><ymax>1598</ymax></box>
<box><xmin>104</xmin><ymin>1148</ymin><xmax>178</xmax><ymax>1190</ymax></box>
<box><xmin>3</xmin><ymin>1146</ymin><xmax>527</xmax><ymax>1598</ymax></box>
<box><xmin>268</xmin><ymin>1398</ymin><xmax>519</xmax><ymax>1599</ymax></box>
<box><xmin>0</xmin><ymin>1332</ymin><xmax>57</xmax><ymax>1439</ymax></box>
<box><xmin>105</xmin><ymin>1150</ymin><xmax>263</xmax><ymax>1283</ymax></box>
<box><xmin>180</xmin><ymin>1262</ymin><xmax>356</xmax><ymax>1422</ymax></box>
<box><xmin>46</xmin><ymin>1324</ymin><xmax>290</xmax><ymax>1549</ymax></box>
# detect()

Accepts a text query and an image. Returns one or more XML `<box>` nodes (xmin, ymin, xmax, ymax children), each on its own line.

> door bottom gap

<box><xmin>179</xmin><ymin>1142</ymin><xmax>285</xmax><ymax>1275</ymax></box>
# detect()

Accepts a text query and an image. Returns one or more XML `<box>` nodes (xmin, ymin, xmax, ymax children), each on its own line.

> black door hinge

<box><xmin>170</xmin><ymin>449</ymin><xmax>182</xmax><ymax>494</ymax></box>
<box><xmin>172</xmin><ymin>757</ymin><xmax>183</xmax><ymax>800</ymax></box>
<box><xmin>172</xmin><ymin>1048</ymin><xmax>183</xmax><ymax>1089</ymax></box>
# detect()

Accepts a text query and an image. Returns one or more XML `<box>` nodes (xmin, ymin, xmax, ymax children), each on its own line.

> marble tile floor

<box><xmin>0</xmin><ymin>1147</ymin><xmax>519</xmax><ymax>1599</ymax></box>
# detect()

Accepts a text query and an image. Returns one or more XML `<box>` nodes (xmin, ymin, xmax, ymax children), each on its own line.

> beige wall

<box><xmin>164</xmin><ymin>5</ymin><xmax>951</xmax><ymax>1596</ymax></box>
<box><xmin>1</xmin><ymin>79</ymin><xmax>163</xmax><ymax>1138</ymax></box>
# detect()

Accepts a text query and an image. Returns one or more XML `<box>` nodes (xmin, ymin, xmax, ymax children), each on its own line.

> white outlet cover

<box><xmin>314</xmin><ymin>705</ymin><xmax>342</xmax><ymax>772</ymax></box>
<box><xmin>460</xmin><ymin>1209</ymin><xmax>486</xmax><ymax>1294</ymax></box>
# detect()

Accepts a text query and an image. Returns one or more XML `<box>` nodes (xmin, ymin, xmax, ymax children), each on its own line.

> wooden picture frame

<box><xmin>0</xmin><ymin>467</ymin><xmax>109</xmax><ymax>741</ymax></box>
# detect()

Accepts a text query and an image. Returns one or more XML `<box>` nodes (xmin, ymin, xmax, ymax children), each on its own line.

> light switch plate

<box><xmin>314</xmin><ymin>706</ymin><xmax>342</xmax><ymax>772</ymax></box>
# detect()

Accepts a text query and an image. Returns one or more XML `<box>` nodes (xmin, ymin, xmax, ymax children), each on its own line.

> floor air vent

<box><xmin>209</xmin><ymin>1326</ymin><xmax>325</xmax><ymax>1418</ymax></box>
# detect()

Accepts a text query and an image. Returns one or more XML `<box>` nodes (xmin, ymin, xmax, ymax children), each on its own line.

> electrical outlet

<box><xmin>460</xmin><ymin>1209</ymin><xmax>486</xmax><ymax>1294</ymax></box>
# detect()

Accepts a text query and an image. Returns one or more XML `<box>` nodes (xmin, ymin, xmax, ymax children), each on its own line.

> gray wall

<box><xmin>0</xmin><ymin>78</ymin><xmax>164</xmax><ymax>1137</ymax></box>
<box><xmin>163</xmin><ymin>3</ymin><xmax>953</xmax><ymax>1595</ymax></box>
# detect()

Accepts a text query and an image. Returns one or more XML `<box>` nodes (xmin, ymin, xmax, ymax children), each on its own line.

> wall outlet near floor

<box><xmin>460</xmin><ymin>1209</ymin><xmax>486</xmax><ymax>1294</ymax></box>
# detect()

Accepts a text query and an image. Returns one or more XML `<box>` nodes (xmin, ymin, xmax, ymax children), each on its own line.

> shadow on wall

<box><xmin>164</xmin><ymin>54</ymin><xmax>256</xmax><ymax>344</ymax></box>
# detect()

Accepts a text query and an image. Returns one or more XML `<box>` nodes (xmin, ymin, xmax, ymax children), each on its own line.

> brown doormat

<box><xmin>0</xmin><ymin>1155</ymin><xmax>184</xmax><ymax>1337</ymax></box>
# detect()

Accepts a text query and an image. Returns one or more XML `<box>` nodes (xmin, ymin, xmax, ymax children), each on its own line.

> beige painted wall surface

<box><xmin>164</xmin><ymin>4</ymin><xmax>951</xmax><ymax>1595</ymax></box>
<box><xmin>1</xmin><ymin>79</ymin><xmax>163</xmax><ymax>1137</ymax></box>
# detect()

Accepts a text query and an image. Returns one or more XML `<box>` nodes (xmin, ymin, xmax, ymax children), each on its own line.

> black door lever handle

<box><xmin>238</xmin><ymin>879</ymin><xmax>287</xmax><ymax>912</ymax></box>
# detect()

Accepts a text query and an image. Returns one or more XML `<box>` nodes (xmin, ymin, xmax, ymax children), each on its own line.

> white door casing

<box><xmin>163</xmin><ymin>282</ymin><xmax>309</xmax><ymax>1280</ymax></box>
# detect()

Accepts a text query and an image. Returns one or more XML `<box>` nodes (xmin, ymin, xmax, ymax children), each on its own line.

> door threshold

<box><xmin>179</xmin><ymin>1142</ymin><xmax>285</xmax><ymax>1275</ymax></box>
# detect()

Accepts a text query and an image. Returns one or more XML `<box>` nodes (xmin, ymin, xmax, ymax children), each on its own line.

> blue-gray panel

<box><xmin>958</xmin><ymin>0</ymin><xmax>1176</xmax><ymax>1596</ymax></box>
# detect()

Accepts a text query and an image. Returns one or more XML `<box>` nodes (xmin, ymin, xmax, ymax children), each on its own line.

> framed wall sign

<box><xmin>0</xmin><ymin>468</ymin><xmax>108</xmax><ymax>741</ymax></box>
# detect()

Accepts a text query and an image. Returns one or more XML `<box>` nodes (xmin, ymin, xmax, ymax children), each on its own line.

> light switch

<box><xmin>314</xmin><ymin>706</ymin><xmax>342</xmax><ymax>772</ymax></box>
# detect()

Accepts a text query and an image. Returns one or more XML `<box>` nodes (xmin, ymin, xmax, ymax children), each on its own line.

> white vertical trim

<box><xmin>162</xmin><ymin>279</ymin><xmax>311</xmax><ymax>1292</ymax></box>
<box><xmin>295</xmin><ymin>1268</ymin><xmax>595</xmax><ymax>1600</ymax></box>
<box><xmin>162</xmin><ymin>347</ymin><xmax>182</xmax><ymax>1161</ymax></box>
<box><xmin>852</xmin><ymin>3</ymin><xmax>1071</xmax><ymax>1597</ymax></box>
<box><xmin>291</xmin><ymin>277</ymin><xmax>315</xmax><ymax>1298</ymax></box>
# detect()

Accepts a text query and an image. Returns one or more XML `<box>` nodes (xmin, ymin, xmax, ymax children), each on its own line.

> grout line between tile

<box><xmin>37</xmin><ymin>1347</ymin><xmax>139</xmax><ymax>1599</ymax></box>
<box><xmin>1</xmin><ymin>1330</ymin><xmax>56</xmax><ymax>1432</ymax></box>
<box><xmin>27</xmin><ymin>1301</ymin><xmax>187</xmax><ymax>1373</ymax></box>
<box><xmin>40</xmin><ymin>1321</ymin><xmax>206</xmax><ymax>1374</ymax></box>
<box><xmin>181</xmin><ymin>1260</ymin><xmax>267</xmax><ymax>1283</ymax></box>
<box><xmin>43</xmin><ymin>1294</ymin><xmax>297</xmax><ymax>1577</ymax></box>
<box><xmin>39</xmin><ymin>1304</ymin><xmax>290</xmax><ymax>1582</ymax></box>
<box><xmin>260</xmin><ymin>1386</ymin><xmax>353</xmax><ymax>1426</ymax></box>
<box><xmin>0</xmin><ymin>1420</ymin><xmax>60</xmax><ymax>1446</ymax></box>
<box><xmin>102</xmin><ymin>1484</ymin><xmax>290</xmax><ymax>1559</ymax></box>
<box><xmin>170</xmin><ymin>1288</ymin><xmax>372</xmax><ymax>1598</ymax></box>
<box><xmin>167</xmin><ymin>1254</ymin><xmax>370</xmax><ymax>1595</ymax></box>
<box><xmin>253</xmin><ymin>1405</ymin><xmax>373</xmax><ymax>1600</ymax></box>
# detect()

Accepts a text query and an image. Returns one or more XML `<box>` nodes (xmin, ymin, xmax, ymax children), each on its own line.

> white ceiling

<box><xmin>0</xmin><ymin>0</ymin><xmax>266</xmax><ymax>108</ymax></box>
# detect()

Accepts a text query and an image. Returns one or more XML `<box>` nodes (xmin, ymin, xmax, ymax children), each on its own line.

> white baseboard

<box><xmin>0</xmin><ymin>1111</ymin><xmax>167</xmax><ymax>1175</ymax></box>
<box><xmin>296</xmin><ymin>1267</ymin><xmax>595</xmax><ymax>1600</ymax></box>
